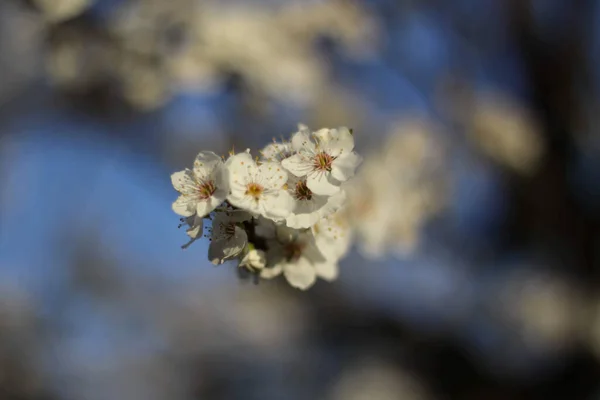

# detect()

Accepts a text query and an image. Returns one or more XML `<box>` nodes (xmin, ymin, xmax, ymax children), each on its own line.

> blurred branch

<box><xmin>505</xmin><ymin>0</ymin><xmax>600</xmax><ymax>286</ymax></box>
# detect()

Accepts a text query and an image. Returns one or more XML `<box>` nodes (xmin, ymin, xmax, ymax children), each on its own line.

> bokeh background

<box><xmin>1</xmin><ymin>0</ymin><xmax>600</xmax><ymax>399</ymax></box>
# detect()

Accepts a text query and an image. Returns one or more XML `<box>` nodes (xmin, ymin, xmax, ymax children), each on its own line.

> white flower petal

<box><xmin>258</xmin><ymin>162</ymin><xmax>288</xmax><ymax>189</ymax></box>
<box><xmin>297</xmin><ymin>123</ymin><xmax>310</xmax><ymax>132</ymax></box>
<box><xmin>315</xmin><ymin>225</ymin><xmax>352</xmax><ymax>260</ymax></box>
<box><xmin>281</xmin><ymin>154</ymin><xmax>313</xmax><ymax>177</ymax></box>
<box><xmin>212</xmin><ymin>183</ymin><xmax>229</xmax><ymax>204</ymax></box>
<box><xmin>208</xmin><ymin>240</ymin><xmax>228</xmax><ymax>265</ymax></box>
<box><xmin>323</xmin><ymin>127</ymin><xmax>354</xmax><ymax>157</ymax></box>
<box><xmin>294</xmin><ymin>196</ymin><xmax>321</xmax><ymax>213</ymax></box>
<box><xmin>303</xmin><ymin>240</ymin><xmax>327</xmax><ymax>264</ymax></box>
<box><xmin>285</xmin><ymin>210</ymin><xmax>320</xmax><ymax>229</ymax></box>
<box><xmin>260</xmin><ymin>143</ymin><xmax>281</xmax><ymax>160</ymax></box>
<box><xmin>208</xmin><ymin>227</ymin><xmax>247</xmax><ymax>265</ymax></box>
<box><xmin>285</xmin><ymin>179</ymin><xmax>337</xmax><ymax>228</ymax></box>
<box><xmin>228</xmin><ymin>178</ymin><xmax>248</xmax><ymax>198</ymax></box>
<box><xmin>261</xmin><ymin>142</ymin><xmax>293</xmax><ymax>162</ymax></box>
<box><xmin>226</xmin><ymin>193</ymin><xmax>255</xmax><ymax>212</ymax></box>
<box><xmin>195</xmin><ymin>196</ymin><xmax>221</xmax><ymax>217</ymax></box>
<box><xmin>180</xmin><ymin>215</ymin><xmax>204</xmax><ymax>250</ymax></box>
<box><xmin>226</xmin><ymin>152</ymin><xmax>256</xmax><ymax>175</ymax></box>
<box><xmin>171</xmin><ymin>169</ymin><xmax>195</xmax><ymax>193</ymax></box>
<box><xmin>213</xmin><ymin>165</ymin><xmax>230</xmax><ymax>194</ymax></box>
<box><xmin>312</xmin><ymin>128</ymin><xmax>333</xmax><ymax>142</ymax></box>
<box><xmin>172</xmin><ymin>195</ymin><xmax>196</xmax><ymax>217</ymax></box>
<box><xmin>290</xmin><ymin>130</ymin><xmax>316</xmax><ymax>152</ymax></box>
<box><xmin>207</xmin><ymin>241</ymin><xmax>228</xmax><ymax>265</ymax></box>
<box><xmin>306</xmin><ymin>172</ymin><xmax>340</xmax><ymax>195</ymax></box>
<box><xmin>239</xmin><ymin>249</ymin><xmax>266</xmax><ymax>270</ymax></box>
<box><xmin>331</xmin><ymin>152</ymin><xmax>362</xmax><ymax>182</ymax></box>
<box><xmin>193</xmin><ymin>151</ymin><xmax>223</xmax><ymax>179</ymax></box>
<box><xmin>317</xmin><ymin>190</ymin><xmax>346</xmax><ymax>218</ymax></box>
<box><xmin>314</xmin><ymin>261</ymin><xmax>339</xmax><ymax>281</ymax></box>
<box><xmin>285</xmin><ymin>196</ymin><xmax>326</xmax><ymax>228</ymax></box>
<box><xmin>262</xmin><ymin>191</ymin><xmax>294</xmax><ymax>220</ymax></box>
<box><xmin>283</xmin><ymin>258</ymin><xmax>317</xmax><ymax>290</ymax></box>
<box><xmin>228</xmin><ymin>227</ymin><xmax>249</xmax><ymax>254</ymax></box>
<box><xmin>260</xmin><ymin>264</ymin><xmax>283</xmax><ymax>279</ymax></box>
<box><xmin>185</xmin><ymin>216</ymin><xmax>204</xmax><ymax>239</ymax></box>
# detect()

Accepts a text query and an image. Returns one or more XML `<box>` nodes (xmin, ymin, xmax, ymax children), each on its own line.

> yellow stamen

<box><xmin>245</xmin><ymin>183</ymin><xmax>264</xmax><ymax>200</ymax></box>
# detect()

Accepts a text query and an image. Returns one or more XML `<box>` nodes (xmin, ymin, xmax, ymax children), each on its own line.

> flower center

<box><xmin>283</xmin><ymin>241</ymin><xmax>306</xmax><ymax>262</ymax></box>
<box><xmin>245</xmin><ymin>182</ymin><xmax>264</xmax><ymax>200</ymax></box>
<box><xmin>313</xmin><ymin>152</ymin><xmax>333</xmax><ymax>172</ymax></box>
<box><xmin>224</xmin><ymin>223</ymin><xmax>236</xmax><ymax>238</ymax></box>
<box><xmin>198</xmin><ymin>180</ymin><xmax>216</xmax><ymax>200</ymax></box>
<box><xmin>294</xmin><ymin>180</ymin><xmax>313</xmax><ymax>201</ymax></box>
<box><xmin>213</xmin><ymin>221</ymin><xmax>236</xmax><ymax>240</ymax></box>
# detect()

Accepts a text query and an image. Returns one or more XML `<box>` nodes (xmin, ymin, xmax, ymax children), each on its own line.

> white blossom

<box><xmin>346</xmin><ymin>160</ymin><xmax>398</xmax><ymax>258</ymax></box>
<box><xmin>227</xmin><ymin>152</ymin><xmax>294</xmax><ymax>221</ymax></box>
<box><xmin>239</xmin><ymin>247</ymin><xmax>266</xmax><ymax>272</ymax></box>
<box><xmin>260</xmin><ymin>125</ymin><xmax>310</xmax><ymax>164</ymax></box>
<box><xmin>285</xmin><ymin>175</ymin><xmax>346</xmax><ymax>229</ymax></box>
<box><xmin>312</xmin><ymin>210</ymin><xmax>352</xmax><ymax>263</ymax></box>
<box><xmin>282</xmin><ymin>127</ymin><xmax>362</xmax><ymax>195</ymax></box>
<box><xmin>260</xmin><ymin>141</ymin><xmax>294</xmax><ymax>163</ymax></box>
<box><xmin>348</xmin><ymin>158</ymin><xmax>425</xmax><ymax>258</ymax></box>
<box><xmin>171</xmin><ymin>151</ymin><xmax>229</xmax><ymax>218</ymax></box>
<box><xmin>33</xmin><ymin>0</ymin><xmax>93</xmax><ymax>23</ymax></box>
<box><xmin>260</xmin><ymin>226</ymin><xmax>336</xmax><ymax>290</ymax></box>
<box><xmin>208</xmin><ymin>210</ymin><xmax>251</xmax><ymax>265</ymax></box>
<box><xmin>179</xmin><ymin>215</ymin><xmax>204</xmax><ymax>250</ymax></box>
<box><xmin>170</xmin><ymin>124</ymin><xmax>364</xmax><ymax>289</ymax></box>
<box><xmin>346</xmin><ymin>121</ymin><xmax>445</xmax><ymax>259</ymax></box>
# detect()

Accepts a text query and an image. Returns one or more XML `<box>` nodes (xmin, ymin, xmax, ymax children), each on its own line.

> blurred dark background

<box><xmin>1</xmin><ymin>0</ymin><xmax>600</xmax><ymax>399</ymax></box>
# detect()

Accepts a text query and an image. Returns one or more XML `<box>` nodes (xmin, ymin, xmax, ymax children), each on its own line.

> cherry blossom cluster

<box><xmin>171</xmin><ymin>125</ymin><xmax>361</xmax><ymax>290</ymax></box>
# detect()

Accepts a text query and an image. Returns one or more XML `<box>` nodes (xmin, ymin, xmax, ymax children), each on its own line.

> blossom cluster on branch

<box><xmin>171</xmin><ymin>125</ymin><xmax>361</xmax><ymax>290</ymax></box>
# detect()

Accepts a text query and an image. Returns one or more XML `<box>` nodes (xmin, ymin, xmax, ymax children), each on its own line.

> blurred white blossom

<box><xmin>313</xmin><ymin>209</ymin><xmax>353</xmax><ymax>263</ymax></box>
<box><xmin>43</xmin><ymin>0</ymin><xmax>379</xmax><ymax>109</ymax></box>
<box><xmin>467</xmin><ymin>92</ymin><xmax>545</xmax><ymax>175</ymax></box>
<box><xmin>32</xmin><ymin>0</ymin><xmax>94</xmax><ymax>22</ymax></box>
<box><xmin>329</xmin><ymin>360</ymin><xmax>432</xmax><ymax>400</ymax></box>
<box><xmin>442</xmin><ymin>86</ymin><xmax>545</xmax><ymax>175</ymax></box>
<box><xmin>496</xmin><ymin>269</ymin><xmax>581</xmax><ymax>352</ymax></box>
<box><xmin>0</xmin><ymin>2</ymin><xmax>44</xmax><ymax>105</ymax></box>
<box><xmin>346</xmin><ymin>118</ymin><xmax>446</xmax><ymax>259</ymax></box>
